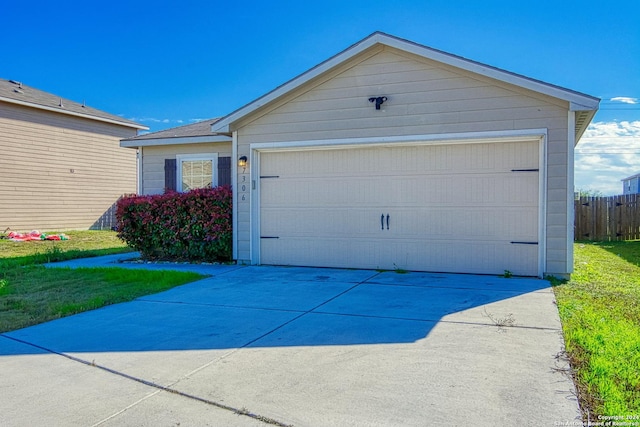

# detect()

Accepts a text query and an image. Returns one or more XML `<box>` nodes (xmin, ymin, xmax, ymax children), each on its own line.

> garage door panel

<box><xmin>263</xmin><ymin>207</ymin><xmax>537</xmax><ymax>241</ymax></box>
<box><xmin>260</xmin><ymin>237</ymin><xmax>394</xmax><ymax>269</ymax></box>
<box><xmin>259</xmin><ymin>141</ymin><xmax>541</xmax><ymax>276</ymax></box>
<box><xmin>261</xmin><ymin>237</ymin><xmax>537</xmax><ymax>276</ymax></box>
<box><xmin>261</xmin><ymin>208</ymin><xmax>380</xmax><ymax>236</ymax></box>
<box><xmin>261</xmin><ymin>178</ymin><xmax>382</xmax><ymax>207</ymax></box>
<box><xmin>388</xmin><ymin>207</ymin><xmax>538</xmax><ymax>240</ymax></box>
<box><xmin>261</xmin><ymin>142</ymin><xmax>538</xmax><ymax>177</ymax></box>
<box><xmin>263</xmin><ymin>173</ymin><xmax>537</xmax><ymax>207</ymax></box>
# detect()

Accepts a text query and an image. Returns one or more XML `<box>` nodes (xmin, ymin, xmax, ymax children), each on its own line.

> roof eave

<box><xmin>574</xmin><ymin>109</ymin><xmax>598</xmax><ymax>143</ymax></box>
<box><xmin>621</xmin><ymin>173</ymin><xmax>640</xmax><ymax>182</ymax></box>
<box><xmin>0</xmin><ymin>96</ymin><xmax>148</xmax><ymax>130</ymax></box>
<box><xmin>120</xmin><ymin>134</ymin><xmax>232</xmax><ymax>148</ymax></box>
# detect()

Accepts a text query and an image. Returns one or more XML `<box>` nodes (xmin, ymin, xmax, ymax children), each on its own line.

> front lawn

<box><xmin>553</xmin><ymin>241</ymin><xmax>640</xmax><ymax>418</ymax></box>
<box><xmin>0</xmin><ymin>230</ymin><xmax>205</xmax><ymax>333</ymax></box>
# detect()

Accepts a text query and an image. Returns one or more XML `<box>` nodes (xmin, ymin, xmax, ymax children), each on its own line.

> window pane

<box><xmin>181</xmin><ymin>159</ymin><xmax>213</xmax><ymax>191</ymax></box>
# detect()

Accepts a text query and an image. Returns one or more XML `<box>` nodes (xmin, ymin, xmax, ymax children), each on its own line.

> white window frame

<box><xmin>176</xmin><ymin>153</ymin><xmax>218</xmax><ymax>192</ymax></box>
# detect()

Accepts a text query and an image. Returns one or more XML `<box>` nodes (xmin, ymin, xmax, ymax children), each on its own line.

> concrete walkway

<box><xmin>0</xmin><ymin>255</ymin><xmax>582</xmax><ymax>426</ymax></box>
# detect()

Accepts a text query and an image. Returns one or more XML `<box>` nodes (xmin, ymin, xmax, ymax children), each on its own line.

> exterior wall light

<box><xmin>368</xmin><ymin>96</ymin><xmax>388</xmax><ymax>110</ymax></box>
<box><xmin>238</xmin><ymin>156</ymin><xmax>248</xmax><ymax>167</ymax></box>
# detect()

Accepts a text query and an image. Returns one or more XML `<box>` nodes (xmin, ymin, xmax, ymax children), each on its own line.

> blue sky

<box><xmin>3</xmin><ymin>0</ymin><xmax>639</xmax><ymax>194</ymax></box>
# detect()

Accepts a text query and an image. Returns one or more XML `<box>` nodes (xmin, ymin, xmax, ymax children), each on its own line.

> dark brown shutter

<box><xmin>164</xmin><ymin>159</ymin><xmax>177</xmax><ymax>192</ymax></box>
<box><xmin>218</xmin><ymin>157</ymin><xmax>231</xmax><ymax>186</ymax></box>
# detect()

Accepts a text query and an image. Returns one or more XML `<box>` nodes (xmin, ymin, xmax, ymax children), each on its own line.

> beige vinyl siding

<box><xmin>140</xmin><ymin>143</ymin><xmax>232</xmax><ymax>195</ymax></box>
<box><xmin>234</xmin><ymin>46</ymin><xmax>571</xmax><ymax>274</ymax></box>
<box><xmin>0</xmin><ymin>102</ymin><xmax>138</xmax><ymax>231</ymax></box>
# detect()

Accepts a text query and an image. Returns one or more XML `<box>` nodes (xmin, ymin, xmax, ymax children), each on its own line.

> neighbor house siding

<box><xmin>0</xmin><ymin>102</ymin><xmax>138</xmax><ymax>230</ymax></box>
<box><xmin>140</xmin><ymin>143</ymin><xmax>232</xmax><ymax>195</ymax></box>
<box><xmin>233</xmin><ymin>46</ymin><xmax>570</xmax><ymax>273</ymax></box>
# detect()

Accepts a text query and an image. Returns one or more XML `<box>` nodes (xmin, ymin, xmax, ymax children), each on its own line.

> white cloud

<box><xmin>610</xmin><ymin>97</ymin><xmax>638</xmax><ymax>104</ymax></box>
<box><xmin>127</xmin><ymin>117</ymin><xmax>188</xmax><ymax>124</ymax></box>
<box><xmin>575</xmin><ymin>121</ymin><xmax>640</xmax><ymax>195</ymax></box>
<box><xmin>127</xmin><ymin>117</ymin><xmax>167</xmax><ymax>123</ymax></box>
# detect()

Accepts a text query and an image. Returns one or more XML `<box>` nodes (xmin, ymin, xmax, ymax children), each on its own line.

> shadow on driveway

<box><xmin>1</xmin><ymin>262</ymin><xmax>552</xmax><ymax>355</ymax></box>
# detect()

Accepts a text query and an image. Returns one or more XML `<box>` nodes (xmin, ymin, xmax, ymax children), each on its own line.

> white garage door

<box><xmin>258</xmin><ymin>141</ymin><xmax>540</xmax><ymax>276</ymax></box>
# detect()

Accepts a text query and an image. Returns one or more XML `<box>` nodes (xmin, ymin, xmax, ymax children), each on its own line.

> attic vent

<box><xmin>14</xmin><ymin>89</ymin><xmax>23</xmax><ymax>94</ymax></box>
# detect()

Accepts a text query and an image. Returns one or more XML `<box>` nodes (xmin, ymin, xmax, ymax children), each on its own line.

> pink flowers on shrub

<box><xmin>116</xmin><ymin>186</ymin><xmax>232</xmax><ymax>262</ymax></box>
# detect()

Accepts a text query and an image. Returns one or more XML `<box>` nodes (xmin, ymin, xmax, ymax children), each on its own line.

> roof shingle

<box><xmin>0</xmin><ymin>78</ymin><xmax>146</xmax><ymax>129</ymax></box>
<box><xmin>127</xmin><ymin>118</ymin><xmax>222</xmax><ymax>140</ymax></box>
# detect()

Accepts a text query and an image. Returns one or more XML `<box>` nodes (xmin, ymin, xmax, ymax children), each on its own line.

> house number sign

<box><xmin>239</xmin><ymin>174</ymin><xmax>250</xmax><ymax>201</ymax></box>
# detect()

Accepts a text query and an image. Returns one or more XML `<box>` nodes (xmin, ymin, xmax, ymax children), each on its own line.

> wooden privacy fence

<box><xmin>574</xmin><ymin>194</ymin><xmax>640</xmax><ymax>241</ymax></box>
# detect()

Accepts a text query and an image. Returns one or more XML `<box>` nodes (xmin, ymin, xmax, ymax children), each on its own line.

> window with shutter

<box><xmin>164</xmin><ymin>159</ymin><xmax>177</xmax><ymax>192</ymax></box>
<box><xmin>218</xmin><ymin>157</ymin><xmax>231</xmax><ymax>186</ymax></box>
<box><xmin>171</xmin><ymin>154</ymin><xmax>219</xmax><ymax>192</ymax></box>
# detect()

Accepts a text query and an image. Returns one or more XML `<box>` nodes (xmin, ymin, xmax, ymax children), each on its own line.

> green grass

<box><xmin>0</xmin><ymin>230</ymin><xmax>131</xmax><ymax>264</ymax></box>
<box><xmin>0</xmin><ymin>230</ymin><xmax>205</xmax><ymax>333</ymax></box>
<box><xmin>553</xmin><ymin>241</ymin><xmax>640</xmax><ymax>418</ymax></box>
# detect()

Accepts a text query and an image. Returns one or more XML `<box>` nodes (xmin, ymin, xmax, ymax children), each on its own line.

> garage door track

<box><xmin>0</xmin><ymin>256</ymin><xmax>581</xmax><ymax>426</ymax></box>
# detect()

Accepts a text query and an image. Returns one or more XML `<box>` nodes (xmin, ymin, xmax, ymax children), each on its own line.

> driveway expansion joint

<box><xmin>135</xmin><ymin>298</ymin><xmax>308</xmax><ymax>314</ymax></box>
<box><xmin>1</xmin><ymin>334</ymin><xmax>293</xmax><ymax>427</ymax></box>
<box><xmin>231</xmin><ymin>271</ymin><xmax>382</xmax><ymax>350</ymax></box>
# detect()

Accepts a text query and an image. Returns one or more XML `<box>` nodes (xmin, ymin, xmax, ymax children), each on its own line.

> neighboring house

<box><xmin>622</xmin><ymin>173</ymin><xmax>640</xmax><ymax>195</ymax></box>
<box><xmin>120</xmin><ymin>119</ymin><xmax>232</xmax><ymax>195</ymax></box>
<box><xmin>123</xmin><ymin>32</ymin><xmax>599</xmax><ymax>278</ymax></box>
<box><xmin>0</xmin><ymin>79</ymin><xmax>146</xmax><ymax>231</ymax></box>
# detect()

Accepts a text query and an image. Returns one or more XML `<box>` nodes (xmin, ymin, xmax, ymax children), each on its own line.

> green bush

<box><xmin>116</xmin><ymin>186</ymin><xmax>232</xmax><ymax>262</ymax></box>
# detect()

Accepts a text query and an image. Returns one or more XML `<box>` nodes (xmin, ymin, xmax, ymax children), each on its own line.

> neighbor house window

<box><xmin>176</xmin><ymin>154</ymin><xmax>218</xmax><ymax>192</ymax></box>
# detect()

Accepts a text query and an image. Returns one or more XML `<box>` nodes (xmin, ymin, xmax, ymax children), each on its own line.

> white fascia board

<box><xmin>570</xmin><ymin>100</ymin><xmax>600</xmax><ymax>111</ymax></box>
<box><xmin>0</xmin><ymin>96</ymin><xmax>148</xmax><ymax>130</ymax></box>
<box><xmin>379</xmin><ymin>34</ymin><xmax>600</xmax><ymax>110</ymax></box>
<box><xmin>120</xmin><ymin>135</ymin><xmax>232</xmax><ymax>148</ymax></box>
<box><xmin>211</xmin><ymin>36</ymin><xmax>381</xmax><ymax>133</ymax></box>
<box><xmin>212</xmin><ymin>32</ymin><xmax>599</xmax><ymax>132</ymax></box>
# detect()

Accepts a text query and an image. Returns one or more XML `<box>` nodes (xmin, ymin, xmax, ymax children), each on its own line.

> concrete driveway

<box><xmin>0</xmin><ymin>255</ymin><xmax>582</xmax><ymax>426</ymax></box>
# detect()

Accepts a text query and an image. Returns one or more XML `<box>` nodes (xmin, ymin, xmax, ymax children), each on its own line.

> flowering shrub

<box><xmin>116</xmin><ymin>186</ymin><xmax>232</xmax><ymax>262</ymax></box>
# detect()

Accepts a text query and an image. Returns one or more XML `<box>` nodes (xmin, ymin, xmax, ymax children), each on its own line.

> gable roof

<box><xmin>622</xmin><ymin>172</ymin><xmax>640</xmax><ymax>182</ymax></box>
<box><xmin>0</xmin><ymin>78</ymin><xmax>147</xmax><ymax>130</ymax></box>
<box><xmin>212</xmin><ymin>32</ymin><xmax>599</xmax><ymax>140</ymax></box>
<box><xmin>120</xmin><ymin>118</ymin><xmax>231</xmax><ymax>147</ymax></box>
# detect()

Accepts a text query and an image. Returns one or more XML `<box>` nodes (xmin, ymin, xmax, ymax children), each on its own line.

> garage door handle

<box><xmin>380</xmin><ymin>214</ymin><xmax>390</xmax><ymax>230</ymax></box>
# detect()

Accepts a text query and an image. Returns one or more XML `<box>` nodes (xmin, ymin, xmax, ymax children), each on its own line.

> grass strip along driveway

<box><xmin>0</xmin><ymin>231</ymin><xmax>204</xmax><ymax>333</ymax></box>
<box><xmin>553</xmin><ymin>240</ymin><xmax>640</xmax><ymax>419</ymax></box>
